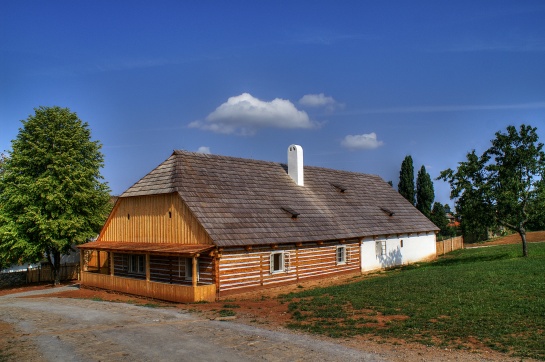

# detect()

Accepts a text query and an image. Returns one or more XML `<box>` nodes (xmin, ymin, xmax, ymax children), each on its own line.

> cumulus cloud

<box><xmin>299</xmin><ymin>93</ymin><xmax>343</xmax><ymax>111</ymax></box>
<box><xmin>341</xmin><ymin>133</ymin><xmax>384</xmax><ymax>150</ymax></box>
<box><xmin>189</xmin><ymin>93</ymin><xmax>315</xmax><ymax>135</ymax></box>
<box><xmin>196</xmin><ymin>146</ymin><xmax>211</xmax><ymax>154</ymax></box>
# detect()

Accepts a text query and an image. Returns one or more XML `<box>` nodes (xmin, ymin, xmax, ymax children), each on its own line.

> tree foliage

<box><xmin>416</xmin><ymin>165</ymin><xmax>434</xmax><ymax>218</ymax></box>
<box><xmin>0</xmin><ymin>106</ymin><xmax>111</xmax><ymax>281</ymax></box>
<box><xmin>430</xmin><ymin>202</ymin><xmax>456</xmax><ymax>237</ymax></box>
<box><xmin>398</xmin><ymin>155</ymin><xmax>415</xmax><ymax>205</ymax></box>
<box><xmin>439</xmin><ymin>124</ymin><xmax>545</xmax><ymax>257</ymax></box>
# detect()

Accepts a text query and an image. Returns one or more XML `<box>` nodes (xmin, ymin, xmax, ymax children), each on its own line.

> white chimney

<box><xmin>288</xmin><ymin>144</ymin><xmax>304</xmax><ymax>186</ymax></box>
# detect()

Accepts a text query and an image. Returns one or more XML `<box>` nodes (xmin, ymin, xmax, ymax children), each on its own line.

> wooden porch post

<box><xmin>192</xmin><ymin>254</ymin><xmax>198</xmax><ymax>287</ymax></box>
<box><xmin>97</xmin><ymin>251</ymin><xmax>101</xmax><ymax>274</ymax></box>
<box><xmin>110</xmin><ymin>252</ymin><xmax>114</xmax><ymax>276</ymax></box>
<box><xmin>79</xmin><ymin>249</ymin><xmax>85</xmax><ymax>280</ymax></box>
<box><xmin>146</xmin><ymin>254</ymin><xmax>151</xmax><ymax>281</ymax></box>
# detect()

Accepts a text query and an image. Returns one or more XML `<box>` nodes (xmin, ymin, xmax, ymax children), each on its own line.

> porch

<box><xmin>78</xmin><ymin>241</ymin><xmax>217</xmax><ymax>303</ymax></box>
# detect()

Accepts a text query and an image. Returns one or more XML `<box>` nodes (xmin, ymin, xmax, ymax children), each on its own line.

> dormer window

<box><xmin>330</xmin><ymin>182</ymin><xmax>347</xmax><ymax>193</ymax></box>
<box><xmin>281</xmin><ymin>207</ymin><xmax>300</xmax><ymax>219</ymax></box>
<box><xmin>380</xmin><ymin>207</ymin><xmax>395</xmax><ymax>216</ymax></box>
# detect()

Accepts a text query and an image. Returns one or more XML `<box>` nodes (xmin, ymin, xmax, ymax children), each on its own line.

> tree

<box><xmin>416</xmin><ymin>165</ymin><xmax>434</xmax><ymax>218</ymax></box>
<box><xmin>0</xmin><ymin>106</ymin><xmax>111</xmax><ymax>283</ymax></box>
<box><xmin>398</xmin><ymin>155</ymin><xmax>415</xmax><ymax>205</ymax></box>
<box><xmin>439</xmin><ymin>124</ymin><xmax>545</xmax><ymax>257</ymax></box>
<box><xmin>430</xmin><ymin>202</ymin><xmax>455</xmax><ymax>237</ymax></box>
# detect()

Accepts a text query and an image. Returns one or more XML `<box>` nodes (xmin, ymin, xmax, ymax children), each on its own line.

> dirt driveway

<box><xmin>0</xmin><ymin>285</ymin><xmax>385</xmax><ymax>362</ymax></box>
<box><xmin>1</xmin><ymin>285</ymin><xmax>529</xmax><ymax>362</ymax></box>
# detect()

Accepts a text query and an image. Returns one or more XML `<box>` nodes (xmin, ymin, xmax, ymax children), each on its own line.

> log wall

<box><xmin>100</xmin><ymin>193</ymin><xmax>213</xmax><ymax>245</ymax></box>
<box><xmin>218</xmin><ymin>240</ymin><xmax>360</xmax><ymax>293</ymax></box>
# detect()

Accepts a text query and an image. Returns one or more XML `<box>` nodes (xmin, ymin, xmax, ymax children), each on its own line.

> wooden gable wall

<box><xmin>99</xmin><ymin>193</ymin><xmax>213</xmax><ymax>245</ymax></box>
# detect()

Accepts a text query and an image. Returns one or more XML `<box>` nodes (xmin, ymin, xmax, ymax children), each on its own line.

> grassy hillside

<box><xmin>281</xmin><ymin>243</ymin><xmax>545</xmax><ymax>359</ymax></box>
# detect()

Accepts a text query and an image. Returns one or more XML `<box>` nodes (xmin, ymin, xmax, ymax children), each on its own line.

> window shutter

<box><xmin>284</xmin><ymin>251</ymin><xmax>291</xmax><ymax>272</ymax></box>
<box><xmin>346</xmin><ymin>246</ymin><xmax>351</xmax><ymax>264</ymax></box>
<box><xmin>270</xmin><ymin>253</ymin><xmax>275</xmax><ymax>274</ymax></box>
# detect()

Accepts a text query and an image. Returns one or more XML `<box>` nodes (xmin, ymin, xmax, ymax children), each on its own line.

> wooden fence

<box><xmin>26</xmin><ymin>263</ymin><xmax>79</xmax><ymax>283</ymax></box>
<box><xmin>436</xmin><ymin>236</ymin><xmax>464</xmax><ymax>255</ymax></box>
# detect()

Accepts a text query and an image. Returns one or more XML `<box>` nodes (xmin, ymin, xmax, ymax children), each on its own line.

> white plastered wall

<box><xmin>360</xmin><ymin>232</ymin><xmax>436</xmax><ymax>272</ymax></box>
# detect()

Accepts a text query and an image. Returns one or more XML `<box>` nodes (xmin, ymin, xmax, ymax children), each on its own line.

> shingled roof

<box><xmin>121</xmin><ymin>150</ymin><xmax>438</xmax><ymax>247</ymax></box>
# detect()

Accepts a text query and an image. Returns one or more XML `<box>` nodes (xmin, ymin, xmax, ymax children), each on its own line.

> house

<box><xmin>78</xmin><ymin>145</ymin><xmax>438</xmax><ymax>302</ymax></box>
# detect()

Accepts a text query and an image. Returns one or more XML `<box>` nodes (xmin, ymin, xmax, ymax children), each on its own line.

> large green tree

<box><xmin>416</xmin><ymin>165</ymin><xmax>434</xmax><ymax>218</ymax></box>
<box><xmin>439</xmin><ymin>124</ymin><xmax>545</xmax><ymax>257</ymax></box>
<box><xmin>398</xmin><ymin>155</ymin><xmax>415</xmax><ymax>205</ymax></box>
<box><xmin>0</xmin><ymin>106</ymin><xmax>111</xmax><ymax>283</ymax></box>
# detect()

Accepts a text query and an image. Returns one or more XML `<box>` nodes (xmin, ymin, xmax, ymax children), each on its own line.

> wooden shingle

<box><xmin>121</xmin><ymin>151</ymin><xmax>439</xmax><ymax>247</ymax></box>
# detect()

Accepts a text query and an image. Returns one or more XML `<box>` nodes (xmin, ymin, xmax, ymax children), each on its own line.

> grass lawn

<box><xmin>281</xmin><ymin>243</ymin><xmax>545</xmax><ymax>360</ymax></box>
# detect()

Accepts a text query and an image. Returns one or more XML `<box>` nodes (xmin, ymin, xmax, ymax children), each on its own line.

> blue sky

<box><xmin>1</xmin><ymin>1</ymin><xmax>544</xmax><ymax>206</ymax></box>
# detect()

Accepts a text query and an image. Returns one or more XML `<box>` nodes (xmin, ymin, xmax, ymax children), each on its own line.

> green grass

<box><xmin>281</xmin><ymin>243</ymin><xmax>545</xmax><ymax>360</ymax></box>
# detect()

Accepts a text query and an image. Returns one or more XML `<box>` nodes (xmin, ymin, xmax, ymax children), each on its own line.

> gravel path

<box><xmin>0</xmin><ymin>287</ymin><xmax>384</xmax><ymax>362</ymax></box>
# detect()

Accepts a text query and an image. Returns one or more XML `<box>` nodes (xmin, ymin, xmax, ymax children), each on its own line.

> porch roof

<box><xmin>78</xmin><ymin>242</ymin><xmax>214</xmax><ymax>257</ymax></box>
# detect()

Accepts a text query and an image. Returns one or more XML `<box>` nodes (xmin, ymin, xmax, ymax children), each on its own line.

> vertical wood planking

<box><xmin>100</xmin><ymin>193</ymin><xmax>213</xmax><ymax>245</ymax></box>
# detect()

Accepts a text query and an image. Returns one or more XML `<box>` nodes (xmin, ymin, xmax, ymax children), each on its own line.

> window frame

<box><xmin>336</xmin><ymin>245</ymin><xmax>347</xmax><ymax>265</ymax></box>
<box><xmin>185</xmin><ymin>257</ymin><xmax>200</xmax><ymax>282</ymax></box>
<box><xmin>128</xmin><ymin>254</ymin><xmax>145</xmax><ymax>274</ymax></box>
<box><xmin>270</xmin><ymin>251</ymin><xmax>285</xmax><ymax>274</ymax></box>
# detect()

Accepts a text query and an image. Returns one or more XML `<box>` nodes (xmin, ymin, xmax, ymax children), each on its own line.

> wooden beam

<box><xmin>110</xmin><ymin>252</ymin><xmax>114</xmax><ymax>276</ymax></box>
<box><xmin>192</xmin><ymin>256</ymin><xmax>198</xmax><ymax>287</ymax></box>
<box><xmin>145</xmin><ymin>254</ymin><xmax>150</xmax><ymax>281</ymax></box>
<box><xmin>97</xmin><ymin>251</ymin><xmax>101</xmax><ymax>274</ymax></box>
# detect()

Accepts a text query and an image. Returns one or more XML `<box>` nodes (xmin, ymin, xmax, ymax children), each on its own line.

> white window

<box><xmin>270</xmin><ymin>251</ymin><xmax>285</xmax><ymax>274</ymax></box>
<box><xmin>376</xmin><ymin>240</ymin><xmax>386</xmax><ymax>256</ymax></box>
<box><xmin>336</xmin><ymin>245</ymin><xmax>347</xmax><ymax>265</ymax></box>
<box><xmin>185</xmin><ymin>258</ymin><xmax>199</xmax><ymax>282</ymax></box>
<box><xmin>129</xmin><ymin>254</ymin><xmax>145</xmax><ymax>274</ymax></box>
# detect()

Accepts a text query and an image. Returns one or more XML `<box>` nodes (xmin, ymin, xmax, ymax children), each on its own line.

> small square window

<box><xmin>270</xmin><ymin>252</ymin><xmax>285</xmax><ymax>274</ymax></box>
<box><xmin>336</xmin><ymin>246</ymin><xmax>347</xmax><ymax>264</ymax></box>
<box><xmin>128</xmin><ymin>254</ymin><xmax>145</xmax><ymax>274</ymax></box>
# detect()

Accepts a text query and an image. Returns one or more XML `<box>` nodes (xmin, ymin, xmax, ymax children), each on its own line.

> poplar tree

<box><xmin>0</xmin><ymin>106</ymin><xmax>111</xmax><ymax>283</ymax></box>
<box><xmin>398</xmin><ymin>155</ymin><xmax>415</xmax><ymax>205</ymax></box>
<box><xmin>416</xmin><ymin>165</ymin><xmax>434</xmax><ymax>218</ymax></box>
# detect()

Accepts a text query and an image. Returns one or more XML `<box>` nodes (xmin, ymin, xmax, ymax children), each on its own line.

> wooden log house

<box><xmin>78</xmin><ymin>145</ymin><xmax>439</xmax><ymax>302</ymax></box>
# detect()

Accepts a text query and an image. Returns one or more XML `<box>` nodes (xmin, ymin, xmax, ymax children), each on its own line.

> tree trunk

<box><xmin>519</xmin><ymin>228</ymin><xmax>528</xmax><ymax>257</ymax></box>
<box><xmin>53</xmin><ymin>249</ymin><xmax>61</xmax><ymax>285</ymax></box>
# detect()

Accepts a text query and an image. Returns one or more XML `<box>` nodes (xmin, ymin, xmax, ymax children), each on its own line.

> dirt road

<box><xmin>0</xmin><ymin>285</ymin><xmax>386</xmax><ymax>362</ymax></box>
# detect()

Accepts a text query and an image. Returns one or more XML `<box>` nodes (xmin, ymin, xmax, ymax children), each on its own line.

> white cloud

<box><xmin>341</xmin><ymin>133</ymin><xmax>384</xmax><ymax>150</ymax></box>
<box><xmin>189</xmin><ymin>93</ymin><xmax>315</xmax><ymax>135</ymax></box>
<box><xmin>196</xmin><ymin>146</ymin><xmax>211</xmax><ymax>154</ymax></box>
<box><xmin>299</xmin><ymin>93</ymin><xmax>343</xmax><ymax>111</ymax></box>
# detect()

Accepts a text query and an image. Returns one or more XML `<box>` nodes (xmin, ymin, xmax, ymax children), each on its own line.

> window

<box><xmin>270</xmin><ymin>252</ymin><xmax>285</xmax><ymax>274</ymax></box>
<box><xmin>336</xmin><ymin>245</ymin><xmax>347</xmax><ymax>265</ymax></box>
<box><xmin>129</xmin><ymin>254</ymin><xmax>145</xmax><ymax>274</ymax></box>
<box><xmin>185</xmin><ymin>258</ymin><xmax>199</xmax><ymax>282</ymax></box>
<box><xmin>376</xmin><ymin>240</ymin><xmax>386</xmax><ymax>257</ymax></box>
